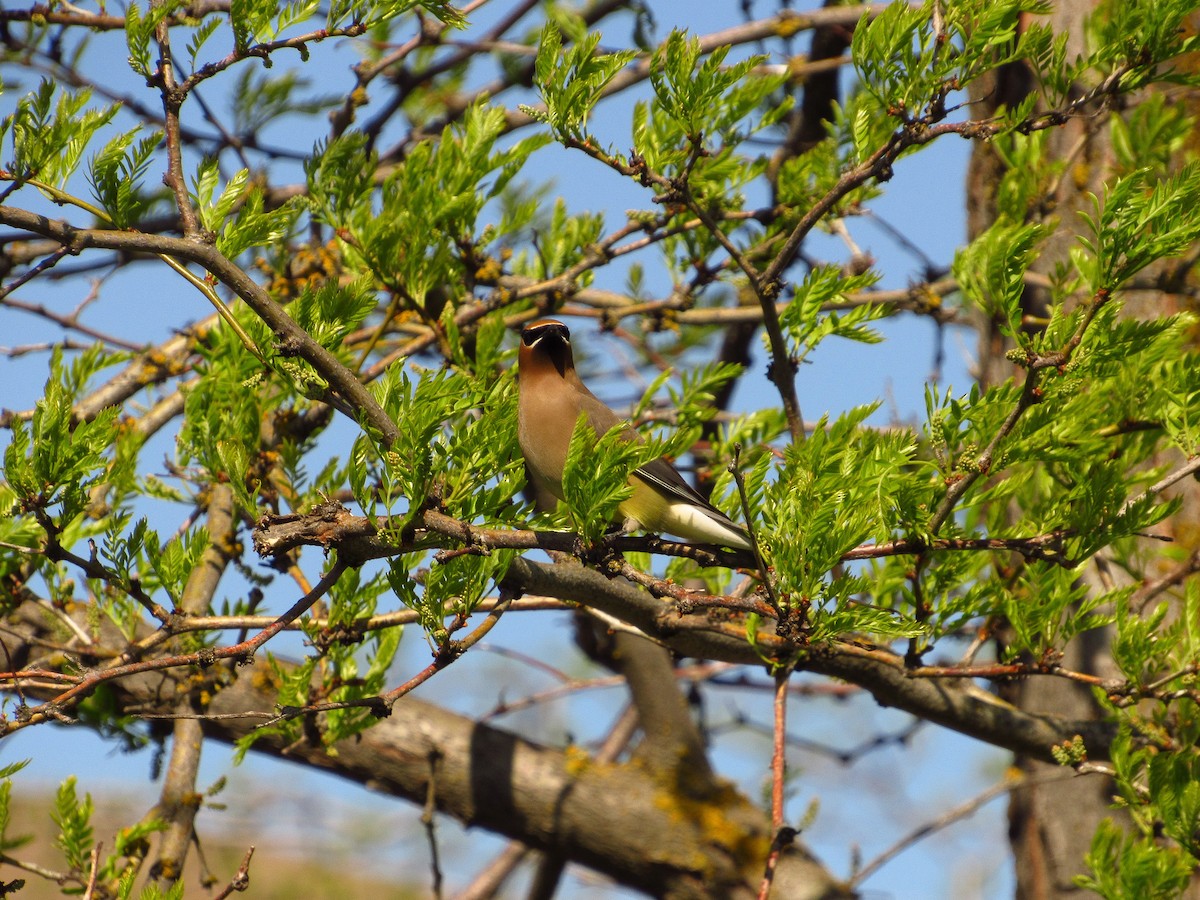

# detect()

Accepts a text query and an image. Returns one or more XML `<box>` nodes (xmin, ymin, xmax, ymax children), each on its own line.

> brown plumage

<box><xmin>516</xmin><ymin>318</ymin><xmax>752</xmax><ymax>550</ymax></box>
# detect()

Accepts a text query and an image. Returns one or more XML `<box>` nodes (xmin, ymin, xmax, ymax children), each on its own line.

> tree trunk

<box><xmin>968</xmin><ymin>3</ymin><xmax>1200</xmax><ymax>896</ymax></box>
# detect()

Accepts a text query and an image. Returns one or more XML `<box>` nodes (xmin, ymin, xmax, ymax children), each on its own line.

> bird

<box><xmin>516</xmin><ymin>317</ymin><xmax>753</xmax><ymax>551</ymax></box>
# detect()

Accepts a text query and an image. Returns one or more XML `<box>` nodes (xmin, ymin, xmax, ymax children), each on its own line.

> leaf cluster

<box><xmin>1</xmin><ymin>81</ymin><xmax>117</xmax><ymax>191</ymax></box>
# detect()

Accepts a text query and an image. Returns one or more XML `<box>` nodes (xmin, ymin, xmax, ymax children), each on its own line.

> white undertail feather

<box><xmin>662</xmin><ymin>500</ymin><xmax>753</xmax><ymax>550</ymax></box>
<box><xmin>621</xmin><ymin>476</ymin><xmax>753</xmax><ymax>550</ymax></box>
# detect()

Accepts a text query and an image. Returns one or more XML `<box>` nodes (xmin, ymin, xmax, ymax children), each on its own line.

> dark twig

<box><xmin>730</xmin><ymin>443</ymin><xmax>781</xmax><ymax>610</ymax></box>
<box><xmin>0</xmin><ymin>246</ymin><xmax>71</xmax><ymax>300</ymax></box>
<box><xmin>0</xmin><ymin>294</ymin><xmax>146</xmax><ymax>351</ymax></box>
<box><xmin>423</xmin><ymin>751</ymin><xmax>445</xmax><ymax>900</ymax></box>
<box><xmin>1</xmin><ymin>561</ymin><xmax>346</xmax><ymax>736</ymax></box>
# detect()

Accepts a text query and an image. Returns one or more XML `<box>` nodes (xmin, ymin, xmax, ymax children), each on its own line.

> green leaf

<box><xmin>53</xmin><ymin>776</ymin><xmax>95</xmax><ymax>874</ymax></box>
<box><xmin>290</xmin><ymin>278</ymin><xmax>378</xmax><ymax>353</ymax></box>
<box><xmin>0</xmin><ymin>762</ymin><xmax>32</xmax><ymax>854</ymax></box>
<box><xmin>125</xmin><ymin>1</ymin><xmax>184</xmax><ymax>78</ymax></box>
<box><xmin>4</xmin><ymin>81</ymin><xmax>118</xmax><ymax>189</ymax></box>
<box><xmin>649</xmin><ymin>30</ymin><xmax>783</xmax><ymax>143</ymax></box>
<box><xmin>561</xmin><ymin>412</ymin><xmax>661</xmax><ymax>543</ymax></box>
<box><xmin>954</xmin><ymin>219</ymin><xmax>1048</xmax><ymax>346</ymax></box>
<box><xmin>186</xmin><ymin>16</ymin><xmax>223</xmax><ymax>62</ymax></box>
<box><xmin>216</xmin><ymin>439</ymin><xmax>256</xmax><ymax>512</ymax></box>
<box><xmin>88</xmin><ymin>128</ymin><xmax>162</xmax><ymax>228</ymax></box>
<box><xmin>778</xmin><ymin>265</ymin><xmax>884</xmax><ymax>360</ymax></box>
<box><xmin>1081</xmin><ymin>162</ymin><xmax>1200</xmax><ymax>292</ymax></box>
<box><xmin>528</xmin><ymin>25</ymin><xmax>637</xmax><ymax>140</ymax></box>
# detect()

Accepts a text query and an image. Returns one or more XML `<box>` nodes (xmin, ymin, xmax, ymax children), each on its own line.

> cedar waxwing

<box><xmin>517</xmin><ymin>318</ymin><xmax>753</xmax><ymax>551</ymax></box>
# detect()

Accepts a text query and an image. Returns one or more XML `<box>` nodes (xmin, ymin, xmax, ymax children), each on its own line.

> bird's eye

<box><xmin>521</xmin><ymin>329</ymin><xmax>540</xmax><ymax>346</ymax></box>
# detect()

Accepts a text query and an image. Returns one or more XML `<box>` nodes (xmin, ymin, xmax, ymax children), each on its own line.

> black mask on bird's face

<box><xmin>521</xmin><ymin>320</ymin><xmax>572</xmax><ymax>377</ymax></box>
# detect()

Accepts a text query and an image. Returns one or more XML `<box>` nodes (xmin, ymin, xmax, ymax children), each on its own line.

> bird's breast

<box><xmin>517</xmin><ymin>385</ymin><xmax>584</xmax><ymax>501</ymax></box>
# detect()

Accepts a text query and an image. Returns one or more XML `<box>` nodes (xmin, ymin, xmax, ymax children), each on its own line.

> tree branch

<box><xmin>0</xmin><ymin>206</ymin><xmax>400</xmax><ymax>445</ymax></box>
<box><xmin>0</xmin><ymin>607</ymin><xmax>845</xmax><ymax>900</ymax></box>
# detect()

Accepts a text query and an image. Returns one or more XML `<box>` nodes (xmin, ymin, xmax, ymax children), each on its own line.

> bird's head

<box><xmin>519</xmin><ymin>318</ymin><xmax>574</xmax><ymax>378</ymax></box>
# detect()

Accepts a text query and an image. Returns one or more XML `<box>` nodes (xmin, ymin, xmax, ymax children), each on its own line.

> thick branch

<box><xmin>148</xmin><ymin>485</ymin><xmax>236</xmax><ymax>890</ymax></box>
<box><xmin>0</xmin><ymin>609</ymin><xmax>847</xmax><ymax>900</ymax></box>
<box><xmin>250</xmin><ymin>501</ymin><xmax>1116</xmax><ymax>760</ymax></box>
<box><xmin>506</xmin><ymin>556</ymin><xmax>1118</xmax><ymax>760</ymax></box>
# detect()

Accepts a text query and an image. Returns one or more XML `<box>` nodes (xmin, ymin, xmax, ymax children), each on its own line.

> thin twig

<box><xmin>81</xmin><ymin>844</ymin><xmax>100</xmax><ymax>900</ymax></box>
<box><xmin>382</xmin><ymin>591</ymin><xmax>515</xmax><ymax>705</ymax></box>
<box><xmin>1</xmin><ymin>562</ymin><xmax>346</xmax><ymax>736</ymax></box>
<box><xmin>210</xmin><ymin>846</ymin><xmax>255</xmax><ymax>900</ymax></box>
<box><xmin>851</xmin><ymin>775</ymin><xmax>1018</xmax><ymax>886</ymax></box>
<box><xmin>0</xmin><ymin>295</ymin><xmax>145</xmax><ymax>350</ymax></box>
<box><xmin>452</xmin><ymin>843</ymin><xmax>531</xmax><ymax>900</ymax></box>
<box><xmin>757</xmin><ymin>666</ymin><xmax>794</xmax><ymax>900</ymax></box>
<box><xmin>423</xmin><ymin>751</ymin><xmax>444</xmax><ymax>900</ymax></box>
<box><xmin>0</xmin><ymin>247</ymin><xmax>71</xmax><ymax>300</ymax></box>
<box><xmin>1133</xmin><ymin>550</ymin><xmax>1200</xmax><ymax>612</ymax></box>
<box><xmin>0</xmin><ymin>853</ymin><xmax>72</xmax><ymax>884</ymax></box>
<box><xmin>730</xmin><ymin>444</ymin><xmax>781</xmax><ymax>611</ymax></box>
<box><xmin>1119</xmin><ymin>454</ymin><xmax>1200</xmax><ymax>518</ymax></box>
